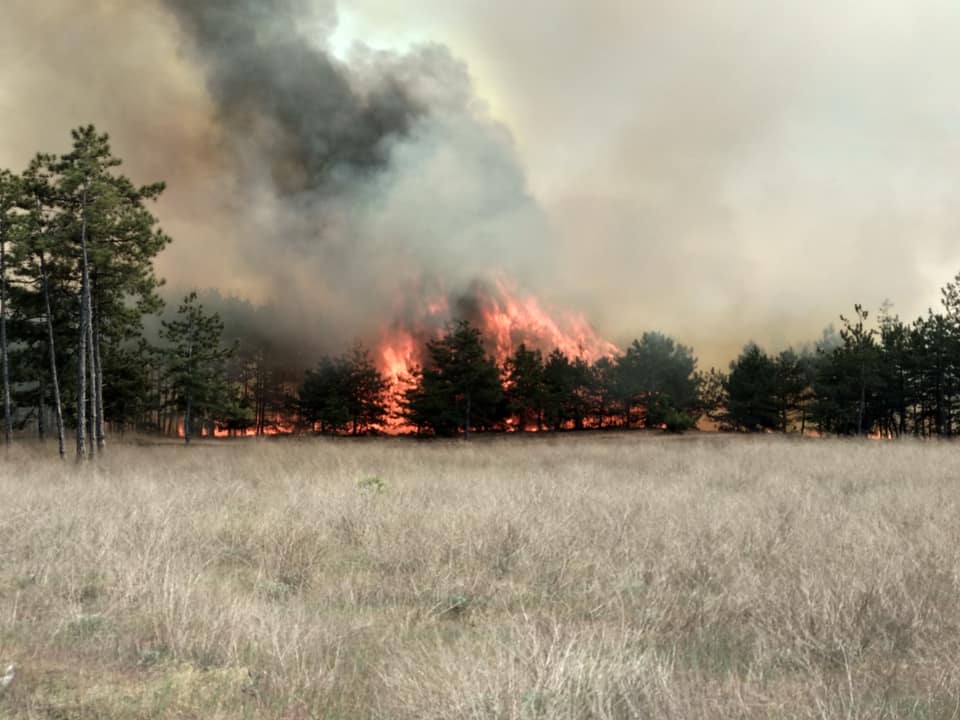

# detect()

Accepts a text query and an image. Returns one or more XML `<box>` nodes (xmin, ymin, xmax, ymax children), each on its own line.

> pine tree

<box><xmin>876</xmin><ymin>305</ymin><xmax>911</xmax><ymax>438</ymax></box>
<box><xmin>343</xmin><ymin>346</ymin><xmax>389</xmax><ymax>435</ymax></box>
<box><xmin>16</xmin><ymin>157</ymin><xmax>67</xmax><ymax>457</ymax></box>
<box><xmin>590</xmin><ymin>356</ymin><xmax>618</xmax><ymax>429</ymax></box>
<box><xmin>773</xmin><ymin>349</ymin><xmax>806</xmax><ymax>432</ymax></box>
<box><xmin>53</xmin><ymin>126</ymin><xmax>169</xmax><ymax>457</ymax></box>
<box><xmin>839</xmin><ymin>305</ymin><xmax>879</xmax><ymax>436</ymax></box>
<box><xmin>504</xmin><ymin>343</ymin><xmax>545</xmax><ymax>431</ymax></box>
<box><xmin>542</xmin><ymin>349</ymin><xmax>575</xmax><ymax>431</ymax></box>
<box><xmin>541</xmin><ymin>350</ymin><xmax>594</xmax><ymax>431</ymax></box>
<box><xmin>160</xmin><ymin>293</ymin><xmax>233</xmax><ymax>444</ymax></box>
<box><xmin>299</xmin><ymin>346</ymin><xmax>388</xmax><ymax>436</ymax></box>
<box><xmin>403</xmin><ymin>321</ymin><xmax>504</xmax><ymax>438</ymax></box>
<box><xmin>725</xmin><ymin>343</ymin><xmax>778</xmax><ymax>431</ymax></box>
<box><xmin>300</xmin><ymin>356</ymin><xmax>351</xmax><ymax>435</ymax></box>
<box><xmin>615</xmin><ymin>333</ymin><xmax>699</xmax><ymax>430</ymax></box>
<box><xmin>697</xmin><ymin>367</ymin><xmax>729</xmax><ymax>428</ymax></box>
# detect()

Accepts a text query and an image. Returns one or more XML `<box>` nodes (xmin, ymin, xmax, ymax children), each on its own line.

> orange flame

<box><xmin>373</xmin><ymin>278</ymin><xmax>618</xmax><ymax>434</ymax></box>
<box><xmin>478</xmin><ymin>278</ymin><xmax>618</xmax><ymax>366</ymax></box>
<box><xmin>177</xmin><ymin>415</ymin><xmax>294</xmax><ymax>439</ymax></box>
<box><xmin>377</xmin><ymin>327</ymin><xmax>421</xmax><ymax>433</ymax></box>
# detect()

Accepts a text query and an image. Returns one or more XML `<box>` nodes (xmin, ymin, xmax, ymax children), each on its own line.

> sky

<box><xmin>2</xmin><ymin>0</ymin><xmax>959</xmax><ymax>367</ymax></box>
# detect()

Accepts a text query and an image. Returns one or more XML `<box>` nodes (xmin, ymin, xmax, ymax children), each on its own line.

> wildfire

<box><xmin>477</xmin><ymin>278</ymin><xmax>618</xmax><ymax>366</ymax></box>
<box><xmin>177</xmin><ymin>416</ymin><xmax>294</xmax><ymax>439</ymax></box>
<box><xmin>377</xmin><ymin>327</ymin><xmax>422</xmax><ymax>432</ymax></box>
<box><xmin>374</xmin><ymin>277</ymin><xmax>618</xmax><ymax>433</ymax></box>
<box><xmin>166</xmin><ymin>280</ymin><xmax>617</xmax><ymax>438</ymax></box>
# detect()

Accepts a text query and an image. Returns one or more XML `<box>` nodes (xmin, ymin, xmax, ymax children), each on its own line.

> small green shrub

<box><xmin>256</xmin><ymin>578</ymin><xmax>294</xmax><ymax>601</ymax></box>
<box><xmin>64</xmin><ymin>613</ymin><xmax>107</xmax><ymax>640</ymax></box>
<box><xmin>357</xmin><ymin>475</ymin><xmax>386</xmax><ymax>495</ymax></box>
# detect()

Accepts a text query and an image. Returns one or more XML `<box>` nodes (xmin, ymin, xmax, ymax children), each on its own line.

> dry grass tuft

<box><xmin>1</xmin><ymin>434</ymin><xmax>959</xmax><ymax>718</ymax></box>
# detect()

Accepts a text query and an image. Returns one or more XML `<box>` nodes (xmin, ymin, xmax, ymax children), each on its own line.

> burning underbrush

<box><xmin>373</xmin><ymin>278</ymin><xmax>620</xmax><ymax>433</ymax></box>
<box><xmin>177</xmin><ymin>276</ymin><xmax>699</xmax><ymax>440</ymax></box>
<box><xmin>376</xmin><ymin>279</ymin><xmax>616</xmax><ymax>371</ymax></box>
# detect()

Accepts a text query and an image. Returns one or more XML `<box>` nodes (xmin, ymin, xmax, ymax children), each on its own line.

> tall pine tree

<box><xmin>160</xmin><ymin>293</ymin><xmax>234</xmax><ymax>444</ymax></box>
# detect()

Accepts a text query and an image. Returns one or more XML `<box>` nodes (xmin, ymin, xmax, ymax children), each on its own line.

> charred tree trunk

<box><xmin>41</xmin><ymin>254</ymin><xmax>65</xmax><ymax>459</ymax></box>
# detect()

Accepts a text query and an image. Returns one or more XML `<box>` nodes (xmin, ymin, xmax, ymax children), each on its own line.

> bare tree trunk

<box><xmin>40</xmin><ymin>254</ymin><xmax>66</xmax><ymax>460</ymax></box>
<box><xmin>157</xmin><ymin>374</ymin><xmax>163</xmax><ymax>435</ymax></box>
<box><xmin>857</xmin><ymin>366</ymin><xmax>866</xmax><ymax>437</ymax></box>
<box><xmin>157</xmin><ymin>388</ymin><xmax>163</xmax><ymax>435</ymax></box>
<box><xmin>93</xmin><ymin>294</ymin><xmax>105</xmax><ymax>451</ymax></box>
<box><xmin>76</xmin><ymin>283</ymin><xmax>88</xmax><ymax>460</ymax></box>
<box><xmin>76</xmin><ymin>188</ymin><xmax>91</xmax><ymax>461</ymax></box>
<box><xmin>86</xmin><ymin>300</ymin><xmax>96</xmax><ymax>457</ymax></box>
<box><xmin>464</xmin><ymin>391</ymin><xmax>471</xmax><ymax>441</ymax></box>
<box><xmin>183</xmin><ymin>335</ymin><xmax>193</xmax><ymax>444</ymax></box>
<box><xmin>38</xmin><ymin>379</ymin><xmax>45</xmax><ymax>441</ymax></box>
<box><xmin>0</xmin><ymin>232</ymin><xmax>12</xmax><ymax>447</ymax></box>
<box><xmin>256</xmin><ymin>361</ymin><xmax>266</xmax><ymax>437</ymax></box>
<box><xmin>184</xmin><ymin>392</ymin><xmax>192</xmax><ymax>444</ymax></box>
<box><xmin>82</xmin><ymin>208</ymin><xmax>98</xmax><ymax>458</ymax></box>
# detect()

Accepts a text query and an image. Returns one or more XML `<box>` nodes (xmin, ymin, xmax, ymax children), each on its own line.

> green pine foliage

<box><xmin>725</xmin><ymin>344</ymin><xmax>779</xmax><ymax>432</ymax></box>
<box><xmin>159</xmin><ymin>293</ymin><xmax>234</xmax><ymax>443</ymax></box>
<box><xmin>300</xmin><ymin>346</ymin><xmax>388</xmax><ymax>435</ymax></box>
<box><xmin>402</xmin><ymin>321</ymin><xmax>505</xmax><ymax>437</ymax></box>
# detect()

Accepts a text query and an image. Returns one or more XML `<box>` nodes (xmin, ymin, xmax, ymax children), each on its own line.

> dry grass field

<box><xmin>1</xmin><ymin>434</ymin><xmax>959</xmax><ymax>719</ymax></box>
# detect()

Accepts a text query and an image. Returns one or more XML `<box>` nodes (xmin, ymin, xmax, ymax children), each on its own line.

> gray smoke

<box><xmin>162</xmin><ymin>0</ymin><xmax>422</xmax><ymax>196</ymax></box>
<box><xmin>12</xmin><ymin>2</ymin><xmax>956</xmax><ymax>368</ymax></box>
<box><xmin>0</xmin><ymin>1</ymin><xmax>552</xmax><ymax>367</ymax></box>
<box><xmin>150</xmin><ymin>0</ymin><xmax>552</xmax><ymax>361</ymax></box>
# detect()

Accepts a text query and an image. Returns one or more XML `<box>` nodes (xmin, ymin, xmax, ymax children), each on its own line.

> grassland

<box><xmin>1</xmin><ymin>434</ymin><xmax>959</xmax><ymax>718</ymax></box>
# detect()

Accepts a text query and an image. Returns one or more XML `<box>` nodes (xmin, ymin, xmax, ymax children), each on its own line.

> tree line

<box><xmin>714</xmin><ymin>294</ymin><xmax>960</xmax><ymax>438</ymax></box>
<box><xmin>297</xmin><ymin>291</ymin><xmax>960</xmax><ymax>439</ymax></box>
<box><xmin>3</xmin><ymin>126</ymin><xmax>960</xmax><ymax>449</ymax></box>
<box><xmin>299</xmin><ymin>324</ymin><xmax>701</xmax><ymax>437</ymax></box>
<box><xmin>0</xmin><ymin>127</ymin><xmax>251</xmax><ymax>454</ymax></box>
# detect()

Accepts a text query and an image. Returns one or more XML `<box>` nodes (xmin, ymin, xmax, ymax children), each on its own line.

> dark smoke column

<box><xmin>161</xmin><ymin>0</ymin><xmax>423</xmax><ymax>196</ymax></box>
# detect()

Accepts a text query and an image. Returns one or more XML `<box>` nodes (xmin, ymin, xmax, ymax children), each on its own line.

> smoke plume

<box><xmin>156</xmin><ymin>0</ymin><xmax>552</xmax><ymax>361</ymax></box>
<box><xmin>3</xmin><ymin>0</ymin><xmax>960</xmax><ymax>367</ymax></box>
<box><xmin>162</xmin><ymin>0</ymin><xmax>421</xmax><ymax>196</ymax></box>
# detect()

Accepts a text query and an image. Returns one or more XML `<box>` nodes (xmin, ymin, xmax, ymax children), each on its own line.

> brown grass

<box><xmin>1</xmin><ymin>434</ymin><xmax>959</xmax><ymax>718</ymax></box>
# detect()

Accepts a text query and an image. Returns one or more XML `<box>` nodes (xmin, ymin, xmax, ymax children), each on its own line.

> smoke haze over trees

<box><xmin>2</xmin><ymin>0</ymin><xmax>551</xmax><ymax>367</ymax></box>
<box><xmin>4</xmin><ymin>1</ymin><xmax>960</xmax><ymax>368</ymax></box>
<box><xmin>5</xmin><ymin>127</ymin><xmax>960</xmax><ymax>446</ymax></box>
<box><xmin>3</xmin><ymin>0</ymin><xmax>960</xmax><ymax>445</ymax></box>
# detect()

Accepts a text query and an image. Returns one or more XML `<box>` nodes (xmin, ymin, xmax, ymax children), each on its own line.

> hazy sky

<box><xmin>2</xmin><ymin>0</ymin><xmax>959</xmax><ymax>366</ymax></box>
